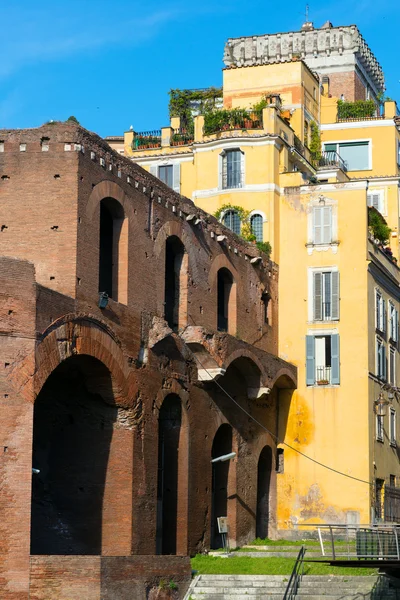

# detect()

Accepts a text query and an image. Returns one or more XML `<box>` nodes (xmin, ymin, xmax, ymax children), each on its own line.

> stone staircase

<box><xmin>185</xmin><ymin>574</ymin><xmax>400</xmax><ymax>599</ymax></box>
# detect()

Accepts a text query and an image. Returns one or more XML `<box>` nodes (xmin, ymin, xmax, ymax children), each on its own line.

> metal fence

<box><xmin>385</xmin><ymin>486</ymin><xmax>400</xmax><ymax>523</ymax></box>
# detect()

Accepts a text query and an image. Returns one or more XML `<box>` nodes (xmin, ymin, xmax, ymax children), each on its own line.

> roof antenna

<box><xmin>301</xmin><ymin>4</ymin><xmax>314</xmax><ymax>30</ymax></box>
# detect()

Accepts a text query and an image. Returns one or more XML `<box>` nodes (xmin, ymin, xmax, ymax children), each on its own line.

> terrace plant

<box><xmin>368</xmin><ymin>206</ymin><xmax>391</xmax><ymax>244</ymax></box>
<box><xmin>337</xmin><ymin>99</ymin><xmax>377</xmax><ymax>120</ymax></box>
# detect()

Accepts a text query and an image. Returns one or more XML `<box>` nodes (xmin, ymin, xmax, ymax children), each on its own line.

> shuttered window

<box><xmin>222</xmin><ymin>149</ymin><xmax>242</xmax><ymax>189</ymax></box>
<box><xmin>376</xmin><ymin>415</ymin><xmax>384</xmax><ymax>441</ymax></box>
<box><xmin>250</xmin><ymin>214</ymin><xmax>263</xmax><ymax>242</ymax></box>
<box><xmin>222</xmin><ymin>210</ymin><xmax>241</xmax><ymax>235</ymax></box>
<box><xmin>376</xmin><ymin>338</ymin><xmax>387</xmax><ymax>381</ymax></box>
<box><xmin>313</xmin><ymin>271</ymin><xmax>339</xmax><ymax>321</ymax></box>
<box><xmin>305</xmin><ymin>334</ymin><xmax>340</xmax><ymax>386</ymax></box>
<box><xmin>376</xmin><ymin>291</ymin><xmax>386</xmax><ymax>333</ymax></box>
<box><xmin>389</xmin><ymin>302</ymin><xmax>398</xmax><ymax>343</ymax></box>
<box><xmin>367</xmin><ymin>191</ymin><xmax>384</xmax><ymax>214</ymax></box>
<box><xmin>313</xmin><ymin>206</ymin><xmax>332</xmax><ymax>244</ymax></box>
<box><xmin>390</xmin><ymin>408</ymin><xmax>397</xmax><ymax>445</ymax></box>
<box><xmin>150</xmin><ymin>163</ymin><xmax>181</xmax><ymax>193</ymax></box>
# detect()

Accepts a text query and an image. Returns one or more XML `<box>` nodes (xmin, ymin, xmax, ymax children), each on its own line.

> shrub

<box><xmin>368</xmin><ymin>207</ymin><xmax>391</xmax><ymax>244</ymax></box>
<box><xmin>337</xmin><ymin>100</ymin><xmax>377</xmax><ymax>120</ymax></box>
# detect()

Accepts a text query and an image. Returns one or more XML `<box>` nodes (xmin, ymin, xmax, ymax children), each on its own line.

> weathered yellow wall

<box><xmin>277</xmin><ymin>186</ymin><xmax>372</xmax><ymax>528</ymax></box>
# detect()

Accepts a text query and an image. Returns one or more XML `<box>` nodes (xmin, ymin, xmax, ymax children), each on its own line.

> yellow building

<box><xmin>106</xmin><ymin>20</ymin><xmax>400</xmax><ymax>534</ymax></box>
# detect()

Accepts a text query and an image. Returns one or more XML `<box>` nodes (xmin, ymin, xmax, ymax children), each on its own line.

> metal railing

<box><xmin>312</xmin><ymin>150</ymin><xmax>348</xmax><ymax>172</ymax></box>
<box><xmin>307</xmin><ymin>524</ymin><xmax>400</xmax><ymax>560</ymax></box>
<box><xmin>283</xmin><ymin>545</ymin><xmax>306</xmax><ymax>600</ymax></box>
<box><xmin>316</xmin><ymin>366</ymin><xmax>331</xmax><ymax>385</ymax></box>
<box><xmin>132</xmin><ymin>130</ymin><xmax>161</xmax><ymax>150</ymax></box>
<box><xmin>171</xmin><ymin>128</ymin><xmax>194</xmax><ymax>146</ymax></box>
<box><xmin>293</xmin><ymin>134</ymin><xmax>305</xmax><ymax>156</ymax></box>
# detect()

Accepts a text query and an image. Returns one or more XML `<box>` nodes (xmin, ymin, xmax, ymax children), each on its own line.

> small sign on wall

<box><xmin>217</xmin><ymin>517</ymin><xmax>228</xmax><ymax>534</ymax></box>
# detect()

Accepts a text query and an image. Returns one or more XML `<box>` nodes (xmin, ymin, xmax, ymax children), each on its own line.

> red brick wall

<box><xmin>29</xmin><ymin>555</ymin><xmax>191</xmax><ymax>600</ymax></box>
<box><xmin>327</xmin><ymin>70</ymin><xmax>366</xmax><ymax>101</ymax></box>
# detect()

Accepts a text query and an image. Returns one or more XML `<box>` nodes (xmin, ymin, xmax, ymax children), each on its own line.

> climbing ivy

<box><xmin>309</xmin><ymin>121</ymin><xmax>321</xmax><ymax>160</ymax></box>
<box><xmin>214</xmin><ymin>203</ymin><xmax>272</xmax><ymax>257</ymax></box>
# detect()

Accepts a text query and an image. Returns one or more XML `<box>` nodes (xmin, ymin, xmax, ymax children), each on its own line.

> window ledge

<box><xmin>376</xmin><ymin>437</ymin><xmax>384</xmax><ymax>443</ymax></box>
<box><xmin>307</xmin><ymin>384</ymin><xmax>340</xmax><ymax>388</ymax></box>
<box><xmin>390</xmin><ymin>442</ymin><xmax>397</xmax><ymax>448</ymax></box>
<box><xmin>306</xmin><ymin>241</ymin><xmax>339</xmax><ymax>255</ymax></box>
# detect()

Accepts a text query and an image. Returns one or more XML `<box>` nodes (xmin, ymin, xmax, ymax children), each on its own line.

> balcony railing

<box><xmin>316</xmin><ymin>366</ymin><xmax>331</xmax><ymax>385</ymax></box>
<box><xmin>171</xmin><ymin>128</ymin><xmax>194</xmax><ymax>146</ymax></box>
<box><xmin>293</xmin><ymin>134</ymin><xmax>305</xmax><ymax>156</ymax></box>
<box><xmin>132</xmin><ymin>130</ymin><xmax>161</xmax><ymax>150</ymax></box>
<box><xmin>312</xmin><ymin>150</ymin><xmax>348</xmax><ymax>172</ymax></box>
<box><xmin>203</xmin><ymin>109</ymin><xmax>263</xmax><ymax>136</ymax></box>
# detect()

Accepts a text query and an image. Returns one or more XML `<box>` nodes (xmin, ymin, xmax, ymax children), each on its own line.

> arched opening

<box><xmin>211</xmin><ymin>424</ymin><xmax>233</xmax><ymax>549</ymax></box>
<box><xmin>30</xmin><ymin>355</ymin><xmax>118</xmax><ymax>555</ymax></box>
<box><xmin>156</xmin><ymin>394</ymin><xmax>182</xmax><ymax>554</ymax></box>
<box><xmin>164</xmin><ymin>236</ymin><xmax>187</xmax><ymax>330</ymax></box>
<box><xmin>256</xmin><ymin>446</ymin><xmax>272</xmax><ymax>539</ymax></box>
<box><xmin>98</xmin><ymin>197</ymin><xmax>128</xmax><ymax>303</ymax></box>
<box><xmin>217</xmin><ymin>268</ymin><xmax>236</xmax><ymax>334</ymax></box>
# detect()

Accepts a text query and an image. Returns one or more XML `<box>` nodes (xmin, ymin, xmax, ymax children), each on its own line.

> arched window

<box><xmin>164</xmin><ymin>236</ymin><xmax>188</xmax><ymax>330</ymax></box>
<box><xmin>251</xmin><ymin>213</ymin><xmax>263</xmax><ymax>242</ymax></box>
<box><xmin>98</xmin><ymin>198</ymin><xmax>128</xmax><ymax>304</ymax></box>
<box><xmin>217</xmin><ymin>268</ymin><xmax>236</xmax><ymax>333</ymax></box>
<box><xmin>222</xmin><ymin>210</ymin><xmax>241</xmax><ymax>235</ymax></box>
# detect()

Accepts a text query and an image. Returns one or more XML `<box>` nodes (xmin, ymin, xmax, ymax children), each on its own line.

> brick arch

<box><xmin>153</xmin><ymin>220</ymin><xmax>191</xmax><ymax>258</ymax></box>
<box><xmin>33</xmin><ymin>315</ymin><xmax>131</xmax><ymax>406</ymax></box>
<box><xmin>86</xmin><ymin>179</ymin><xmax>135</xmax><ymax>222</ymax></box>
<box><xmin>208</xmin><ymin>253</ymin><xmax>239</xmax><ymax>291</ymax></box>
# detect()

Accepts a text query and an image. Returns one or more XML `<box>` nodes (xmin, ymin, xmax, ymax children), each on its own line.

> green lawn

<box><xmin>191</xmin><ymin>555</ymin><xmax>378</xmax><ymax>576</ymax></box>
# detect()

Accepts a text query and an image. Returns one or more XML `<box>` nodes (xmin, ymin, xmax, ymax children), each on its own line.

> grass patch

<box><xmin>191</xmin><ymin>555</ymin><xmax>377</xmax><ymax>577</ymax></box>
<box><xmin>249</xmin><ymin>538</ymin><xmax>319</xmax><ymax>546</ymax></box>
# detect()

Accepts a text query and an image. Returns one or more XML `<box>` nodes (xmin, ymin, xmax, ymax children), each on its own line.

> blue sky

<box><xmin>1</xmin><ymin>0</ymin><xmax>398</xmax><ymax>137</ymax></box>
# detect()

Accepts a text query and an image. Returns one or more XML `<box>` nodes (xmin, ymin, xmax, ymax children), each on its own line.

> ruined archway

<box><xmin>256</xmin><ymin>445</ymin><xmax>272</xmax><ymax>539</ymax></box>
<box><xmin>30</xmin><ymin>354</ymin><xmax>118</xmax><ymax>555</ymax></box>
<box><xmin>211</xmin><ymin>424</ymin><xmax>233</xmax><ymax>549</ymax></box>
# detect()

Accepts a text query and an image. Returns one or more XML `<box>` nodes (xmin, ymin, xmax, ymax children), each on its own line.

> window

<box><xmin>312</xmin><ymin>206</ymin><xmax>332</xmax><ymax>244</ymax></box>
<box><xmin>150</xmin><ymin>163</ymin><xmax>180</xmax><ymax>193</ymax></box>
<box><xmin>390</xmin><ymin>474</ymin><xmax>396</xmax><ymax>487</ymax></box>
<box><xmin>389</xmin><ymin>302</ymin><xmax>398</xmax><ymax>343</ymax></box>
<box><xmin>397</xmin><ymin>141</ymin><xmax>400</xmax><ymax>167</ymax></box>
<box><xmin>313</xmin><ymin>271</ymin><xmax>339</xmax><ymax>321</ymax></box>
<box><xmin>390</xmin><ymin>346</ymin><xmax>396</xmax><ymax>385</ymax></box>
<box><xmin>158</xmin><ymin>165</ymin><xmax>173</xmax><ymax>188</ymax></box>
<box><xmin>222</xmin><ymin>149</ymin><xmax>243</xmax><ymax>189</ymax></box>
<box><xmin>222</xmin><ymin>210</ymin><xmax>241</xmax><ymax>235</ymax></box>
<box><xmin>164</xmin><ymin>236</ymin><xmax>187</xmax><ymax>331</ymax></box>
<box><xmin>390</xmin><ymin>408</ymin><xmax>397</xmax><ymax>446</ymax></box>
<box><xmin>376</xmin><ymin>337</ymin><xmax>387</xmax><ymax>381</ymax></box>
<box><xmin>375</xmin><ymin>290</ymin><xmax>386</xmax><ymax>334</ymax></box>
<box><xmin>306</xmin><ymin>334</ymin><xmax>340</xmax><ymax>385</ymax></box>
<box><xmin>262</xmin><ymin>291</ymin><xmax>271</xmax><ymax>325</ymax></box>
<box><xmin>376</xmin><ymin>414</ymin><xmax>384</xmax><ymax>441</ymax></box>
<box><xmin>367</xmin><ymin>190</ymin><xmax>385</xmax><ymax>215</ymax></box>
<box><xmin>324</xmin><ymin>141</ymin><xmax>370</xmax><ymax>171</ymax></box>
<box><xmin>98</xmin><ymin>197</ymin><xmax>128</xmax><ymax>304</ymax></box>
<box><xmin>250</xmin><ymin>214</ymin><xmax>263</xmax><ymax>242</ymax></box>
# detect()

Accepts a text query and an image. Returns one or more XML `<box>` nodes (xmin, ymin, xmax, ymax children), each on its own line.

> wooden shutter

<box><xmin>313</xmin><ymin>207</ymin><xmax>322</xmax><ymax>244</ymax></box>
<box><xmin>150</xmin><ymin>165</ymin><xmax>158</xmax><ymax>177</ymax></box>
<box><xmin>173</xmin><ymin>163</ymin><xmax>181</xmax><ymax>193</ymax></box>
<box><xmin>313</xmin><ymin>272</ymin><xmax>322</xmax><ymax>321</ymax></box>
<box><xmin>331</xmin><ymin>271</ymin><xmax>340</xmax><ymax>320</ymax></box>
<box><xmin>306</xmin><ymin>335</ymin><xmax>315</xmax><ymax>385</ymax></box>
<box><xmin>395</xmin><ymin>310</ymin><xmax>399</xmax><ymax>344</ymax></box>
<box><xmin>322</xmin><ymin>206</ymin><xmax>332</xmax><ymax>243</ymax></box>
<box><xmin>383</xmin><ymin>301</ymin><xmax>387</xmax><ymax>335</ymax></box>
<box><xmin>383</xmin><ymin>344</ymin><xmax>387</xmax><ymax>381</ymax></box>
<box><xmin>331</xmin><ymin>334</ymin><xmax>340</xmax><ymax>384</ymax></box>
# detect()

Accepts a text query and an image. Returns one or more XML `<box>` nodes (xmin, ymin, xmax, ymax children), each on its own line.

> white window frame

<box><xmin>367</xmin><ymin>189</ymin><xmax>386</xmax><ymax>216</ymax></box>
<box><xmin>375</xmin><ymin>289</ymin><xmax>385</xmax><ymax>334</ymax></box>
<box><xmin>389</xmin><ymin>301</ymin><xmax>399</xmax><ymax>343</ymax></box>
<box><xmin>323</xmin><ymin>138</ymin><xmax>372</xmax><ymax>171</ymax></box>
<box><xmin>305</xmin><ymin>329</ymin><xmax>340</xmax><ymax>386</ymax></box>
<box><xmin>149</xmin><ymin>161</ymin><xmax>181</xmax><ymax>193</ymax></box>
<box><xmin>376</xmin><ymin>336</ymin><xmax>387</xmax><ymax>381</ymax></box>
<box><xmin>249</xmin><ymin>211</ymin><xmax>266</xmax><ymax>242</ymax></box>
<box><xmin>219</xmin><ymin>148</ymin><xmax>245</xmax><ymax>191</ymax></box>
<box><xmin>390</xmin><ymin>407</ymin><xmax>396</xmax><ymax>446</ymax></box>
<box><xmin>308</xmin><ymin>267</ymin><xmax>339</xmax><ymax>322</ymax></box>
